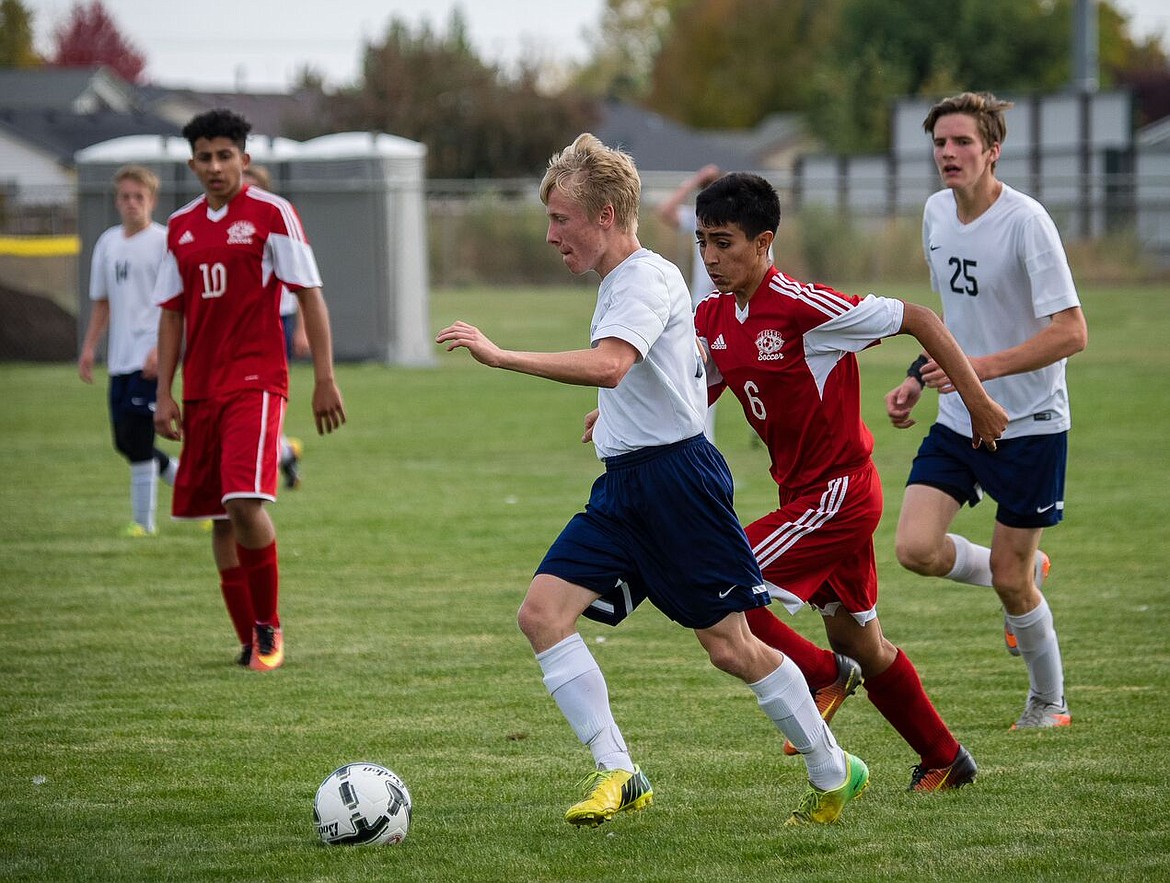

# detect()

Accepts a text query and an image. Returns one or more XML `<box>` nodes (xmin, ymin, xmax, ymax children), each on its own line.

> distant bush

<box><xmin>428</xmin><ymin>197</ymin><xmax>1165</xmax><ymax>287</ymax></box>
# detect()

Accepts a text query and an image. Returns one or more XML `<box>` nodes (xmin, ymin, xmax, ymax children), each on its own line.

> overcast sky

<box><xmin>21</xmin><ymin>0</ymin><xmax>1170</xmax><ymax>93</ymax></box>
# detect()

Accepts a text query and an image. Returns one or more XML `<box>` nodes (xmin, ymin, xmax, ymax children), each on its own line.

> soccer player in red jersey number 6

<box><xmin>693</xmin><ymin>172</ymin><xmax>1008</xmax><ymax>791</ymax></box>
<box><xmin>153</xmin><ymin>108</ymin><xmax>347</xmax><ymax>671</ymax></box>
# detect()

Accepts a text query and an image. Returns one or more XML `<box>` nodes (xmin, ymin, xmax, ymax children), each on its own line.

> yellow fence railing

<box><xmin>0</xmin><ymin>236</ymin><xmax>80</xmax><ymax>257</ymax></box>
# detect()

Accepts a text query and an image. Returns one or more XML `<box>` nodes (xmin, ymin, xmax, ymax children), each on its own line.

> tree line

<box><xmin>2</xmin><ymin>0</ymin><xmax>1166</xmax><ymax>178</ymax></box>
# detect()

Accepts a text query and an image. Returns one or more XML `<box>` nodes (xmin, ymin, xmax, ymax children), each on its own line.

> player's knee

<box><xmin>516</xmin><ymin>590</ymin><xmax>563</xmax><ymax>646</ymax></box>
<box><xmin>516</xmin><ymin>600</ymin><xmax>540</xmax><ymax>640</ymax></box>
<box><xmin>894</xmin><ymin>535</ymin><xmax>939</xmax><ymax>576</ymax></box>
<box><xmin>704</xmin><ymin>641</ymin><xmax>736</xmax><ymax>674</ymax></box>
<box><xmin>704</xmin><ymin>635</ymin><xmax>763</xmax><ymax>681</ymax></box>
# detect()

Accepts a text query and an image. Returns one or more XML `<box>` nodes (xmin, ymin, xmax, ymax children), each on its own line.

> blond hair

<box><xmin>540</xmin><ymin>133</ymin><xmax>640</xmax><ymax>234</ymax></box>
<box><xmin>113</xmin><ymin>164</ymin><xmax>159</xmax><ymax>195</ymax></box>
<box><xmin>243</xmin><ymin>163</ymin><xmax>271</xmax><ymax>189</ymax></box>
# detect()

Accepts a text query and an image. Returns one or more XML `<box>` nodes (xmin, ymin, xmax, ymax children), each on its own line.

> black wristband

<box><xmin>907</xmin><ymin>354</ymin><xmax>928</xmax><ymax>387</ymax></box>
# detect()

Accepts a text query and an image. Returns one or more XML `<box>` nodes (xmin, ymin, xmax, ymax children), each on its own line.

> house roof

<box><xmin>1139</xmin><ymin>115</ymin><xmax>1170</xmax><ymax>149</ymax></box>
<box><xmin>0</xmin><ymin>107</ymin><xmax>181</xmax><ymax>166</ymax></box>
<box><xmin>593</xmin><ymin>100</ymin><xmax>756</xmax><ymax>173</ymax></box>
<box><xmin>0</xmin><ymin>66</ymin><xmax>139</xmax><ymax>113</ymax></box>
<box><xmin>136</xmin><ymin>84</ymin><xmax>319</xmax><ymax>139</ymax></box>
<box><xmin>592</xmin><ymin>100</ymin><xmax>812</xmax><ymax>175</ymax></box>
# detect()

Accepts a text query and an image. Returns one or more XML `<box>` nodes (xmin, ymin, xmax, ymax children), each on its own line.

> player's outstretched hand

<box><xmin>313</xmin><ymin>381</ymin><xmax>346</xmax><ymax>435</ymax></box>
<box><xmin>436</xmin><ymin>320</ymin><xmax>506</xmax><ymax>368</ymax></box>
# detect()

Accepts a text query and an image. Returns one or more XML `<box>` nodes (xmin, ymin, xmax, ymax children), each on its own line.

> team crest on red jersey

<box><xmin>226</xmin><ymin>220</ymin><xmax>257</xmax><ymax>245</ymax></box>
<box><xmin>755</xmin><ymin>329</ymin><xmax>785</xmax><ymax>361</ymax></box>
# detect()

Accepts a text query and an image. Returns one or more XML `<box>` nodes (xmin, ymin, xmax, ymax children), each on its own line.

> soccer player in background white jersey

<box><xmin>884</xmin><ymin>92</ymin><xmax>1088</xmax><ymax>730</ymax></box>
<box><xmin>656</xmin><ymin>163</ymin><xmax>723</xmax><ymax>441</ymax></box>
<box><xmin>78</xmin><ymin>165</ymin><xmax>177</xmax><ymax>537</ymax></box>
<box><xmin>693</xmin><ymin>172</ymin><xmax>1007</xmax><ymax>791</ymax></box>
<box><xmin>438</xmin><ymin>134</ymin><xmax>869</xmax><ymax>827</ymax></box>
<box><xmin>153</xmin><ymin>109</ymin><xmax>346</xmax><ymax>671</ymax></box>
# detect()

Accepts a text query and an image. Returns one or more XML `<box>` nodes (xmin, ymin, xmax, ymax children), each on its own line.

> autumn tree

<box><xmin>304</xmin><ymin>11</ymin><xmax>595</xmax><ymax>178</ymax></box>
<box><xmin>815</xmin><ymin>0</ymin><xmax>1170</xmax><ymax>151</ymax></box>
<box><xmin>646</xmin><ymin>0</ymin><xmax>843</xmax><ymax>128</ymax></box>
<box><xmin>629</xmin><ymin>0</ymin><xmax>1164</xmax><ymax>151</ymax></box>
<box><xmin>576</xmin><ymin>0</ymin><xmax>675</xmax><ymax>100</ymax></box>
<box><xmin>0</xmin><ymin>0</ymin><xmax>40</xmax><ymax>68</ymax></box>
<box><xmin>50</xmin><ymin>0</ymin><xmax>145</xmax><ymax>83</ymax></box>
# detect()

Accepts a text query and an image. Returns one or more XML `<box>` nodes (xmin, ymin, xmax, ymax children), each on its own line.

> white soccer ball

<box><xmin>313</xmin><ymin>762</ymin><xmax>412</xmax><ymax>846</ymax></box>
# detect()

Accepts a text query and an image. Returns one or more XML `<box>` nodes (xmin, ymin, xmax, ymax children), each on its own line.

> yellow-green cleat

<box><xmin>121</xmin><ymin>522</ymin><xmax>156</xmax><ymax>538</ymax></box>
<box><xmin>564</xmin><ymin>765</ymin><xmax>653</xmax><ymax>827</ymax></box>
<box><xmin>785</xmin><ymin>753</ymin><xmax>869</xmax><ymax>826</ymax></box>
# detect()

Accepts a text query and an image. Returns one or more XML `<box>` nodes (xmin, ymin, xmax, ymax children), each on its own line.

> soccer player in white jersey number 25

<box><xmin>885</xmin><ymin>92</ymin><xmax>1088</xmax><ymax>730</ymax></box>
<box><xmin>437</xmin><ymin>134</ymin><xmax>869</xmax><ymax>827</ymax></box>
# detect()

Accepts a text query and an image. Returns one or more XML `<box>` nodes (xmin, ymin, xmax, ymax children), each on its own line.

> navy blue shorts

<box><xmin>108</xmin><ymin>371</ymin><xmax>157</xmax><ymax>420</ymax></box>
<box><xmin>107</xmin><ymin>371</ymin><xmax>159</xmax><ymax>462</ymax></box>
<box><xmin>536</xmin><ymin>434</ymin><xmax>770</xmax><ymax>631</ymax></box>
<box><xmin>907</xmin><ymin>423</ymin><xmax>1068</xmax><ymax>529</ymax></box>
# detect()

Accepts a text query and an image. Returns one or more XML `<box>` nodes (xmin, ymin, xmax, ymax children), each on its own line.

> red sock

<box><xmin>236</xmin><ymin>541</ymin><xmax>280</xmax><ymax>627</ymax></box>
<box><xmin>218</xmin><ymin>565</ymin><xmax>255</xmax><ymax>645</ymax></box>
<box><xmin>745</xmin><ymin>606</ymin><xmax>838</xmax><ymax>690</ymax></box>
<box><xmin>864</xmin><ymin>648</ymin><xmax>959</xmax><ymax>769</ymax></box>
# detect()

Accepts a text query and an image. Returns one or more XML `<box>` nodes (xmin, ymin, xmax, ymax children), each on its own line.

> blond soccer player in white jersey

<box><xmin>78</xmin><ymin>165</ymin><xmax>177</xmax><ymax>537</ymax></box>
<box><xmin>884</xmin><ymin>91</ymin><xmax>1088</xmax><ymax>730</ymax></box>
<box><xmin>438</xmin><ymin>134</ymin><xmax>869</xmax><ymax>827</ymax></box>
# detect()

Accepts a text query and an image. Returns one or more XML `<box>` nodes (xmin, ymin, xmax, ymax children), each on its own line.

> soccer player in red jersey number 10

<box><xmin>153</xmin><ymin>108</ymin><xmax>347</xmax><ymax>671</ymax></box>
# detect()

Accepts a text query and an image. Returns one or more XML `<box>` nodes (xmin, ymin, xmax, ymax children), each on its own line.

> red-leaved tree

<box><xmin>50</xmin><ymin>1</ymin><xmax>146</xmax><ymax>83</ymax></box>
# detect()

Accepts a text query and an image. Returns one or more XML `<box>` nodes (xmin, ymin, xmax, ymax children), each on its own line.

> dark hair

<box><xmin>181</xmin><ymin>108</ymin><xmax>252</xmax><ymax>152</ymax></box>
<box><xmin>695</xmin><ymin>172</ymin><xmax>780</xmax><ymax>239</ymax></box>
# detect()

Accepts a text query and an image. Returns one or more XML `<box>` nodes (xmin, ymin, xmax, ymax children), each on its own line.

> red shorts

<box><xmin>172</xmin><ymin>390</ymin><xmax>286</xmax><ymax>520</ymax></box>
<box><xmin>744</xmin><ymin>461</ymin><xmax>882</xmax><ymax>619</ymax></box>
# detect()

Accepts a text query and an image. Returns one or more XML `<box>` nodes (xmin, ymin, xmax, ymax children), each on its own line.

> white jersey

<box><xmin>923</xmin><ymin>184</ymin><xmax>1080</xmax><ymax>439</ymax></box>
<box><xmin>88</xmin><ymin>222</ymin><xmax>167</xmax><ymax>375</ymax></box>
<box><xmin>590</xmin><ymin>248</ymin><xmax>707</xmax><ymax>459</ymax></box>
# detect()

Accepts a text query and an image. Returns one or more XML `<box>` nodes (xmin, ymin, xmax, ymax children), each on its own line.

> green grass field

<box><xmin>1</xmin><ymin>284</ymin><xmax>1168</xmax><ymax>882</ymax></box>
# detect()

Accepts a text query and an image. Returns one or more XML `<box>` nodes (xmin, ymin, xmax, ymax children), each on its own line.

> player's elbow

<box><xmin>595</xmin><ymin>362</ymin><xmax>630</xmax><ymax>388</ymax></box>
<box><xmin>1056</xmin><ymin>307</ymin><xmax>1088</xmax><ymax>358</ymax></box>
<box><xmin>592</xmin><ymin>350</ymin><xmax>636</xmax><ymax>388</ymax></box>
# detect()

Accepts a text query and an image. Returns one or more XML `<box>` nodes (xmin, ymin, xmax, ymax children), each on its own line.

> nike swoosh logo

<box><xmin>1036</xmin><ymin>504</ymin><xmax>1056</xmax><ymax>513</ymax></box>
<box><xmin>929</xmin><ymin>245</ymin><xmax>941</xmax><ymax>251</ymax></box>
<box><xmin>718</xmin><ymin>587</ymin><xmax>735</xmax><ymax>598</ymax></box>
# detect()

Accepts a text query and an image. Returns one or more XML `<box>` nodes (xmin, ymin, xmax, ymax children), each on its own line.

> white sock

<box><xmin>1006</xmin><ymin>597</ymin><xmax>1065</xmax><ymax>706</ymax></box>
<box><xmin>130</xmin><ymin>460</ymin><xmax>158</xmax><ymax>532</ymax></box>
<box><xmin>750</xmin><ymin>662</ymin><xmax>846</xmax><ymax>790</ymax></box>
<box><xmin>160</xmin><ymin>456</ymin><xmax>179</xmax><ymax>486</ymax></box>
<box><xmin>536</xmin><ymin>633</ymin><xmax>633</xmax><ymax>773</ymax></box>
<box><xmin>945</xmin><ymin>535</ymin><xmax>1049</xmax><ymax>589</ymax></box>
<box><xmin>945</xmin><ymin>533</ymin><xmax>994</xmax><ymax>586</ymax></box>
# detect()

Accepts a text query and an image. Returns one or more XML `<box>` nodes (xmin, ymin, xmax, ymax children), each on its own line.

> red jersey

<box><xmin>153</xmin><ymin>184</ymin><xmax>322</xmax><ymax>401</ymax></box>
<box><xmin>695</xmin><ymin>267</ymin><xmax>904</xmax><ymax>490</ymax></box>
